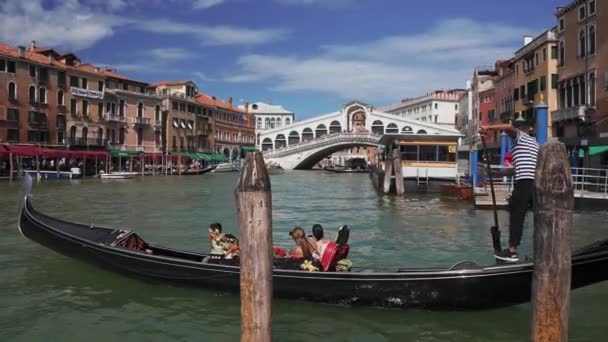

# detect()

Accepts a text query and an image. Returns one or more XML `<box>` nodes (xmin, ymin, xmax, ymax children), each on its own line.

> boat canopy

<box><xmin>2</xmin><ymin>145</ymin><xmax>109</xmax><ymax>158</ymax></box>
<box><xmin>170</xmin><ymin>152</ymin><xmax>226</xmax><ymax>161</ymax></box>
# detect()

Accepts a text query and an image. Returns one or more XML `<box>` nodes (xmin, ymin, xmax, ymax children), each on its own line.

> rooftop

<box><xmin>239</xmin><ymin>102</ymin><xmax>293</xmax><ymax>114</ymax></box>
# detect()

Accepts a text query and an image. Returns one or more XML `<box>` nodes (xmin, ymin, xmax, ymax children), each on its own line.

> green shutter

<box><xmin>540</xmin><ymin>76</ymin><xmax>547</xmax><ymax>91</ymax></box>
<box><xmin>551</xmin><ymin>74</ymin><xmax>558</xmax><ymax>89</ymax></box>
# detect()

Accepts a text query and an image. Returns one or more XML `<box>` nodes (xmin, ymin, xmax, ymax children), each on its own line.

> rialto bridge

<box><xmin>259</xmin><ymin>101</ymin><xmax>461</xmax><ymax>169</ymax></box>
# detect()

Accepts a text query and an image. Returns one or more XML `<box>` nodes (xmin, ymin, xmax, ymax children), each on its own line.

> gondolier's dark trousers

<box><xmin>509</xmin><ymin>179</ymin><xmax>534</xmax><ymax>248</ymax></box>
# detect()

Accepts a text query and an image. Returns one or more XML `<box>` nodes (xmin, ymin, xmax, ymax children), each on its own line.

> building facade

<box><xmin>214</xmin><ymin>97</ymin><xmax>255</xmax><ymax>158</ymax></box>
<box><xmin>512</xmin><ymin>29</ymin><xmax>559</xmax><ymax>138</ymax></box>
<box><xmin>479</xmin><ymin>87</ymin><xmax>497</xmax><ymax>144</ymax></box>
<box><xmin>495</xmin><ymin>59</ymin><xmax>515</xmax><ymax>123</ymax></box>
<box><xmin>381</xmin><ymin>89</ymin><xmax>464</xmax><ymax>129</ymax></box>
<box><xmin>241</xmin><ymin>101</ymin><xmax>295</xmax><ymax>132</ymax></box>
<box><xmin>554</xmin><ymin>0</ymin><xmax>607</xmax><ymax>152</ymax></box>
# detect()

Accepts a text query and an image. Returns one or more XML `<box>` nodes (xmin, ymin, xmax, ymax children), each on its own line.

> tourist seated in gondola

<box><xmin>207</xmin><ymin>223</ymin><xmax>240</xmax><ymax>260</ymax></box>
<box><xmin>311</xmin><ymin>224</ymin><xmax>331</xmax><ymax>258</ymax></box>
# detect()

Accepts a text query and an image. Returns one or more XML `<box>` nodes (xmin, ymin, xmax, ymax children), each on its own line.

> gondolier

<box><xmin>481</xmin><ymin>122</ymin><xmax>539</xmax><ymax>262</ymax></box>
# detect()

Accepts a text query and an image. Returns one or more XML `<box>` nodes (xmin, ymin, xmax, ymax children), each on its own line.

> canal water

<box><xmin>1</xmin><ymin>172</ymin><xmax>607</xmax><ymax>341</ymax></box>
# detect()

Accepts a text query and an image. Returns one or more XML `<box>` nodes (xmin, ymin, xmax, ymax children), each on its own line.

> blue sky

<box><xmin>1</xmin><ymin>0</ymin><xmax>564</xmax><ymax>118</ymax></box>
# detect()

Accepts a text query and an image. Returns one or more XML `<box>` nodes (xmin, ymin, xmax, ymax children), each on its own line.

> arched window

<box><xmin>275</xmin><ymin>134</ymin><xmax>286</xmax><ymax>149</ymax></box>
<box><xmin>302</xmin><ymin>128</ymin><xmax>314</xmax><ymax>142</ymax></box>
<box><xmin>270</xmin><ymin>118</ymin><xmax>276</xmax><ymax>129</ymax></box>
<box><xmin>329</xmin><ymin>120</ymin><xmax>342</xmax><ymax>133</ymax></box>
<box><xmin>39</xmin><ymin>87</ymin><xmax>46</xmax><ymax>104</ymax></box>
<box><xmin>276</xmin><ymin>118</ymin><xmax>282</xmax><ymax>128</ymax></box>
<box><xmin>70</xmin><ymin>126</ymin><xmax>77</xmax><ymax>144</ymax></box>
<box><xmin>559</xmin><ymin>41</ymin><xmax>565</xmax><ymax>67</ymax></box>
<box><xmin>97</xmin><ymin>128</ymin><xmax>104</xmax><ymax>145</ymax></box>
<box><xmin>589</xmin><ymin>72</ymin><xmax>596</xmax><ymax>106</ymax></box>
<box><xmin>256</xmin><ymin>133</ymin><xmax>261</xmax><ymax>145</ymax></box>
<box><xmin>285</xmin><ymin>118</ymin><xmax>291</xmax><ymax>126</ymax></box>
<box><xmin>588</xmin><ymin>26</ymin><xmax>596</xmax><ymax>54</ymax></box>
<box><xmin>82</xmin><ymin>127</ymin><xmax>88</xmax><ymax>141</ymax></box>
<box><xmin>257</xmin><ymin>117</ymin><xmax>262</xmax><ymax>129</ymax></box>
<box><xmin>579</xmin><ymin>30</ymin><xmax>586</xmax><ymax>57</ymax></box>
<box><xmin>8</xmin><ymin>81</ymin><xmax>17</xmax><ymax>100</ymax></box>
<box><xmin>57</xmin><ymin>89</ymin><xmax>64</xmax><ymax>106</ymax></box>
<box><xmin>315</xmin><ymin>124</ymin><xmax>328</xmax><ymax>138</ymax></box>
<box><xmin>29</xmin><ymin>85</ymin><xmax>36</xmax><ymax>103</ymax></box>
<box><xmin>401</xmin><ymin>126</ymin><xmax>413</xmax><ymax>134</ymax></box>
<box><xmin>137</xmin><ymin>102</ymin><xmax>143</xmax><ymax>117</ymax></box>
<box><xmin>371</xmin><ymin>120</ymin><xmax>384</xmax><ymax>134</ymax></box>
<box><xmin>265</xmin><ymin>118</ymin><xmax>270</xmax><ymax>129</ymax></box>
<box><xmin>416</xmin><ymin>129</ymin><xmax>428</xmax><ymax>134</ymax></box>
<box><xmin>386</xmin><ymin>123</ymin><xmax>399</xmax><ymax>134</ymax></box>
<box><xmin>288</xmin><ymin>131</ymin><xmax>300</xmax><ymax>145</ymax></box>
<box><xmin>119</xmin><ymin>99</ymin><xmax>125</xmax><ymax>116</ymax></box>
<box><xmin>261</xmin><ymin>138</ymin><xmax>274</xmax><ymax>151</ymax></box>
<box><xmin>155</xmin><ymin>105</ymin><xmax>160</xmax><ymax>121</ymax></box>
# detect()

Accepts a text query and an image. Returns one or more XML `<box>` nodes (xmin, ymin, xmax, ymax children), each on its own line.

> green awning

<box><xmin>213</xmin><ymin>154</ymin><xmax>227</xmax><ymax>161</ymax></box>
<box><xmin>110</xmin><ymin>150</ymin><xmax>142</xmax><ymax>157</ymax></box>
<box><xmin>241</xmin><ymin>146</ymin><xmax>257</xmax><ymax>152</ymax></box>
<box><xmin>578</xmin><ymin>146</ymin><xmax>608</xmax><ymax>157</ymax></box>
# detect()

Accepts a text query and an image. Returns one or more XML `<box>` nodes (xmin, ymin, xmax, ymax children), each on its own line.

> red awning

<box><xmin>4</xmin><ymin>145</ymin><xmax>63</xmax><ymax>158</ymax></box>
<box><xmin>64</xmin><ymin>150</ymin><xmax>109</xmax><ymax>158</ymax></box>
<box><xmin>143</xmin><ymin>153</ymin><xmax>177</xmax><ymax>161</ymax></box>
<box><xmin>0</xmin><ymin>145</ymin><xmax>9</xmax><ymax>157</ymax></box>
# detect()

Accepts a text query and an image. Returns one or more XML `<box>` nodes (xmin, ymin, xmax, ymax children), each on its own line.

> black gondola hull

<box><xmin>18</xmin><ymin>198</ymin><xmax>608</xmax><ymax>310</ymax></box>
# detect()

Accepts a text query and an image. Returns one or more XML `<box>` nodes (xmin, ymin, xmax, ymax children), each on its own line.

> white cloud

<box><xmin>142</xmin><ymin>47</ymin><xmax>197</xmax><ymax>61</ymax></box>
<box><xmin>193</xmin><ymin>71</ymin><xmax>215</xmax><ymax>82</ymax></box>
<box><xmin>0</xmin><ymin>0</ymin><xmax>287</xmax><ymax>50</ymax></box>
<box><xmin>192</xmin><ymin>0</ymin><xmax>224</xmax><ymax>10</ymax></box>
<box><xmin>226</xmin><ymin>18</ymin><xmax>533</xmax><ymax>102</ymax></box>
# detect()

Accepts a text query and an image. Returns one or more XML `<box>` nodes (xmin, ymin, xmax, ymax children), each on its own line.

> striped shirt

<box><xmin>511</xmin><ymin>130</ymin><xmax>539</xmax><ymax>180</ymax></box>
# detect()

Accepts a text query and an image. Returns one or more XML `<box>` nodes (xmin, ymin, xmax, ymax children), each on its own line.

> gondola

<box><xmin>181</xmin><ymin>165</ymin><xmax>217</xmax><ymax>175</ymax></box>
<box><xmin>324</xmin><ymin>166</ymin><xmax>368</xmax><ymax>174</ymax></box>
<box><xmin>16</xmin><ymin>176</ymin><xmax>608</xmax><ymax>310</ymax></box>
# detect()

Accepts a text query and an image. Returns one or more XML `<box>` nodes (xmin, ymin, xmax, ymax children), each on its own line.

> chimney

<box><xmin>523</xmin><ymin>35</ymin><xmax>533</xmax><ymax>46</ymax></box>
<box><xmin>95</xmin><ymin>67</ymin><xmax>100</xmax><ymax>72</ymax></box>
<box><xmin>227</xmin><ymin>96</ymin><xmax>233</xmax><ymax>105</ymax></box>
<box><xmin>48</xmin><ymin>55</ymin><xmax>54</xmax><ymax>64</ymax></box>
<box><xmin>244</xmin><ymin>101</ymin><xmax>249</xmax><ymax>113</ymax></box>
<box><xmin>29</xmin><ymin>40</ymin><xmax>36</xmax><ymax>51</ymax></box>
<box><xmin>18</xmin><ymin>46</ymin><xmax>25</xmax><ymax>58</ymax></box>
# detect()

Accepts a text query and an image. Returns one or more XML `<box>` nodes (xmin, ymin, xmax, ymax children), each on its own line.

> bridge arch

<box><xmin>371</xmin><ymin>120</ymin><xmax>384</xmax><ymax>134</ymax></box>
<box><xmin>315</xmin><ymin>124</ymin><xmax>328</xmax><ymax>138</ymax></box>
<box><xmin>402</xmin><ymin>126</ymin><xmax>413</xmax><ymax>133</ymax></box>
<box><xmin>386</xmin><ymin>123</ymin><xmax>399</xmax><ymax>134</ymax></box>
<box><xmin>291</xmin><ymin>140</ymin><xmax>380</xmax><ymax>169</ymax></box>
<box><xmin>302</xmin><ymin>128</ymin><xmax>314</xmax><ymax>142</ymax></box>
<box><xmin>275</xmin><ymin>134</ymin><xmax>287</xmax><ymax>149</ymax></box>
<box><xmin>417</xmin><ymin>129</ymin><xmax>427</xmax><ymax>134</ymax></box>
<box><xmin>329</xmin><ymin>120</ymin><xmax>342</xmax><ymax>133</ymax></box>
<box><xmin>261</xmin><ymin>138</ymin><xmax>273</xmax><ymax>151</ymax></box>
<box><xmin>288</xmin><ymin>131</ymin><xmax>300</xmax><ymax>145</ymax></box>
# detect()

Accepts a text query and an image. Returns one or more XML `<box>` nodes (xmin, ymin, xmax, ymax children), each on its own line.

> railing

<box><xmin>572</xmin><ymin>167</ymin><xmax>608</xmax><ymax>199</ymax></box>
<box><xmin>105</xmin><ymin>113</ymin><xmax>127</xmax><ymax>123</ymax></box>
<box><xmin>130</xmin><ymin>117</ymin><xmax>151</xmax><ymax>125</ymax></box>
<box><xmin>552</xmin><ymin>106</ymin><xmax>587</xmax><ymax>122</ymax></box>
<box><xmin>68</xmin><ymin>137</ymin><xmax>106</xmax><ymax>146</ymax></box>
<box><xmin>263</xmin><ymin>132</ymin><xmax>382</xmax><ymax>158</ymax></box>
<box><xmin>28</xmin><ymin>120</ymin><xmax>48</xmax><ymax>128</ymax></box>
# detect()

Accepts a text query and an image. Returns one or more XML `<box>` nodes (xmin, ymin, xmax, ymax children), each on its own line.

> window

<box><xmin>7</xmin><ymin>108</ymin><xmax>19</xmax><ymax>121</ymax></box>
<box><xmin>98</xmin><ymin>80</ymin><xmax>104</xmax><ymax>92</ymax></box>
<box><xmin>7</xmin><ymin>129</ymin><xmax>19</xmax><ymax>142</ymax></box>
<box><xmin>82</xmin><ymin>78</ymin><xmax>88</xmax><ymax>89</ymax></box>
<box><xmin>70</xmin><ymin>76</ymin><xmax>79</xmax><ymax>87</ymax></box>
<box><xmin>58</xmin><ymin>71</ymin><xmax>66</xmax><ymax>86</ymax></box>
<box><xmin>588</xmin><ymin>26</ymin><xmax>596</xmax><ymax>55</ymax></box>
<box><xmin>551</xmin><ymin>45</ymin><xmax>558</xmax><ymax>59</ymax></box>
<box><xmin>39</xmin><ymin>87</ymin><xmax>46</xmax><ymax>103</ymax></box>
<box><xmin>551</xmin><ymin>74</ymin><xmax>558</xmax><ymax>89</ymax></box>
<box><xmin>579</xmin><ymin>30</ymin><xmax>586</xmax><ymax>57</ymax></box>
<box><xmin>488</xmin><ymin>110</ymin><xmax>495</xmax><ymax>121</ymax></box>
<box><xmin>70</xmin><ymin>99</ymin><xmax>77</xmax><ymax>114</ymax></box>
<box><xmin>454</xmin><ymin>104</ymin><xmax>458</xmax><ymax>110</ymax></box>
<box><xmin>122</xmin><ymin>83</ymin><xmax>128</xmax><ymax>91</ymax></box>
<box><xmin>137</xmin><ymin>102</ymin><xmax>143</xmax><ymax>117</ymax></box>
<box><xmin>419</xmin><ymin>145</ymin><xmax>437</xmax><ymax>161</ymax></box>
<box><xmin>543</xmin><ymin>48</ymin><xmax>547</xmax><ymax>61</ymax></box>
<box><xmin>400</xmin><ymin>145</ymin><xmax>418</xmax><ymax>161</ymax></box>
<box><xmin>82</xmin><ymin>100</ymin><xmax>89</xmax><ymax>116</ymax></box>
<box><xmin>8</xmin><ymin>81</ymin><xmax>16</xmax><ymax>100</ymax></box>
<box><xmin>155</xmin><ymin>105</ymin><xmax>161</xmax><ymax>121</ymax></box>
<box><xmin>119</xmin><ymin>99</ymin><xmax>125</xmax><ymax>116</ymax></box>
<box><xmin>540</xmin><ymin>76</ymin><xmax>547</xmax><ymax>91</ymax></box>
<box><xmin>29</xmin><ymin>85</ymin><xmax>36</xmax><ymax>103</ymax></box>
<box><xmin>535</xmin><ymin>53</ymin><xmax>539</xmax><ymax>66</ymax></box>
<box><xmin>588</xmin><ymin>0</ymin><xmax>595</xmax><ymax>15</ymax></box>
<box><xmin>172</xmin><ymin>101</ymin><xmax>178</xmax><ymax>110</ymax></box>
<box><xmin>137</xmin><ymin>127</ymin><xmax>143</xmax><ymax>145</ymax></box>
<box><xmin>589</xmin><ymin>72</ymin><xmax>596</xmax><ymax>106</ymax></box>
<box><xmin>558</xmin><ymin>18</ymin><xmax>565</xmax><ymax>32</ymax></box>
<box><xmin>98</xmin><ymin>103</ymin><xmax>103</xmax><ymax>117</ymax></box>
<box><xmin>29</xmin><ymin>64</ymin><xmax>36</xmax><ymax>77</ymax></box>
<box><xmin>7</xmin><ymin>60</ymin><xmax>15</xmax><ymax>73</ymax></box>
<box><xmin>39</xmin><ymin>68</ymin><xmax>48</xmax><ymax>81</ymax></box>
<box><xmin>434</xmin><ymin>103</ymin><xmax>438</xmax><ymax>110</ymax></box>
<box><xmin>179</xmin><ymin>103</ymin><xmax>185</xmax><ymax>112</ymax></box>
<box><xmin>119</xmin><ymin>127</ymin><xmax>125</xmax><ymax>144</ymax></box>
<box><xmin>0</xmin><ymin>59</ymin><xmax>4</xmax><ymax>72</ymax></box>
<box><xmin>579</xmin><ymin>5</ymin><xmax>586</xmax><ymax>21</ymax></box>
<box><xmin>559</xmin><ymin>42</ymin><xmax>565</xmax><ymax>67</ymax></box>
<box><xmin>58</xmin><ymin>89</ymin><xmax>64</xmax><ymax>105</ymax></box>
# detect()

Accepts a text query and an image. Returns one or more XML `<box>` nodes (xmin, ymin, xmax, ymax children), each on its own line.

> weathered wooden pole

<box><xmin>235</xmin><ymin>151</ymin><xmax>272</xmax><ymax>342</ymax></box>
<box><xmin>383</xmin><ymin>144</ymin><xmax>394</xmax><ymax>194</ymax></box>
<box><xmin>391</xmin><ymin>139</ymin><xmax>404</xmax><ymax>195</ymax></box>
<box><xmin>530</xmin><ymin>141</ymin><xmax>573</xmax><ymax>342</ymax></box>
<box><xmin>9</xmin><ymin>152</ymin><xmax>14</xmax><ymax>182</ymax></box>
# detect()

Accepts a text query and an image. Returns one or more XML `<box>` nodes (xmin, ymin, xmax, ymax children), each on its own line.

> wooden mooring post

<box><xmin>235</xmin><ymin>151</ymin><xmax>272</xmax><ymax>342</ymax></box>
<box><xmin>382</xmin><ymin>140</ymin><xmax>404</xmax><ymax>195</ymax></box>
<box><xmin>530</xmin><ymin>141</ymin><xmax>574</xmax><ymax>342</ymax></box>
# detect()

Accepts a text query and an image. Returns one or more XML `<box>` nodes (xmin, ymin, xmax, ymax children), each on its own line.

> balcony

<box><xmin>68</xmin><ymin>137</ymin><xmax>106</xmax><ymax>146</ymax></box>
<box><xmin>153</xmin><ymin>120</ymin><xmax>162</xmax><ymax>128</ymax></box>
<box><xmin>130</xmin><ymin>117</ymin><xmax>151</xmax><ymax>126</ymax></box>
<box><xmin>105</xmin><ymin>113</ymin><xmax>127</xmax><ymax>123</ymax></box>
<box><xmin>551</xmin><ymin>106</ymin><xmax>587</xmax><ymax>122</ymax></box>
<box><xmin>197</xmin><ymin>128</ymin><xmax>210</xmax><ymax>136</ymax></box>
<box><xmin>28</xmin><ymin>120</ymin><xmax>48</xmax><ymax>128</ymax></box>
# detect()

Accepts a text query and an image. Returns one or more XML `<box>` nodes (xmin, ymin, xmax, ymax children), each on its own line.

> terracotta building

<box><xmin>478</xmin><ymin>87</ymin><xmax>497</xmax><ymax>144</ymax></box>
<box><xmin>213</xmin><ymin>97</ymin><xmax>255</xmax><ymax>158</ymax></box>
<box><xmin>512</xmin><ymin>29</ymin><xmax>559</xmax><ymax>138</ymax></box>
<box><xmin>554</xmin><ymin>0</ymin><xmax>607</xmax><ymax>151</ymax></box>
<box><xmin>494</xmin><ymin>59</ymin><xmax>515</xmax><ymax>123</ymax></box>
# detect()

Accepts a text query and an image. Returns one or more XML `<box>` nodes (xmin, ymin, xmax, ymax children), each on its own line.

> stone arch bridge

<box><xmin>260</xmin><ymin>101</ymin><xmax>461</xmax><ymax>170</ymax></box>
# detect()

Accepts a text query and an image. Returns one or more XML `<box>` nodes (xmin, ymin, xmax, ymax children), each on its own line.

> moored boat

<box><xmin>99</xmin><ymin>172</ymin><xmax>138</xmax><ymax>179</ymax></box>
<box><xmin>439</xmin><ymin>183</ymin><xmax>473</xmax><ymax>200</ymax></box>
<box><xmin>16</xmin><ymin>175</ymin><xmax>608</xmax><ymax>310</ymax></box>
<box><xmin>212</xmin><ymin>162</ymin><xmax>239</xmax><ymax>173</ymax></box>
<box><xmin>181</xmin><ymin>165</ymin><xmax>217</xmax><ymax>175</ymax></box>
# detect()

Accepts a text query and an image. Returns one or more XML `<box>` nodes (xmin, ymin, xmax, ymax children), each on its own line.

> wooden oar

<box><xmin>480</xmin><ymin>135</ymin><xmax>502</xmax><ymax>253</ymax></box>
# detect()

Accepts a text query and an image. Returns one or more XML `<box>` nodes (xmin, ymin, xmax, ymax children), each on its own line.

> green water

<box><xmin>1</xmin><ymin>172</ymin><xmax>607</xmax><ymax>341</ymax></box>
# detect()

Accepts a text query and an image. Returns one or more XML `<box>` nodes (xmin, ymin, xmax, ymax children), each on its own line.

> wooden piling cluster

<box><xmin>530</xmin><ymin>141</ymin><xmax>574</xmax><ymax>342</ymax></box>
<box><xmin>382</xmin><ymin>139</ymin><xmax>404</xmax><ymax>195</ymax></box>
<box><xmin>235</xmin><ymin>152</ymin><xmax>273</xmax><ymax>342</ymax></box>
